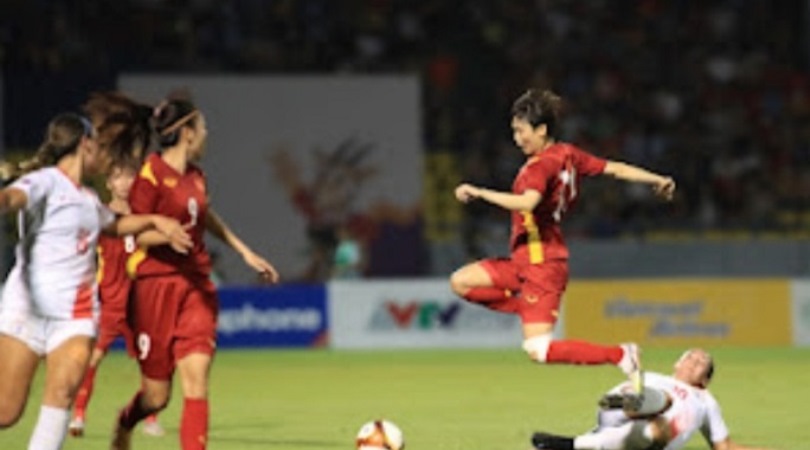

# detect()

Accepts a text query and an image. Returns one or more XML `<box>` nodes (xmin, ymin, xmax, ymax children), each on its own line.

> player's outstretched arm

<box><xmin>454</xmin><ymin>183</ymin><xmax>542</xmax><ymax>211</ymax></box>
<box><xmin>205</xmin><ymin>208</ymin><xmax>279</xmax><ymax>283</ymax></box>
<box><xmin>602</xmin><ymin>161</ymin><xmax>675</xmax><ymax>200</ymax></box>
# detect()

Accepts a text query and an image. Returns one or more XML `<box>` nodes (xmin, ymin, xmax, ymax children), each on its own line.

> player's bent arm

<box><xmin>107</xmin><ymin>214</ymin><xmax>178</xmax><ymax>236</ymax></box>
<box><xmin>110</xmin><ymin>215</ymin><xmax>192</xmax><ymax>253</ymax></box>
<box><xmin>455</xmin><ymin>183</ymin><xmax>542</xmax><ymax>211</ymax></box>
<box><xmin>135</xmin><ymin>229</ymin><xmax>169</xmax><ymax>247</ymax></box>
<box><xmin>205</xmin><ymin>208</ymin><xmax>279</xmax><ymax>282</ymax></box>
<box><xmin>0</xmin><ymin>187</ymin><xmax>28</xmax><ymax>215</ymax></box>
<box><xmin>712</xmin><ymin>438</ymin><xmax>774</xmax><ymax>450</ymax></box>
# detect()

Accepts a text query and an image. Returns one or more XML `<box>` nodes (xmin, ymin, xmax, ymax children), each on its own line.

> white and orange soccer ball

<box><xmin>355</xmin><ymin>419</ymin><xmax>405</xmax><ymax>450</ymax></box>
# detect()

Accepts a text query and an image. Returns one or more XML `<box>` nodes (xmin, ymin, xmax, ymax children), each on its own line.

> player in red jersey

<box><xmin>108</xmin><ymin>97</ymin><xmax>279</xmax><ymax>450</ymax></box>
<box><xmin>450</xmin><ymin>89</ymin><xmax>675</xmax><ymax>389</ymax></box>
<box><xmin>68</xmin><ymin>158</ymin><xmax>164</xmax><ymax>438</ymax></box>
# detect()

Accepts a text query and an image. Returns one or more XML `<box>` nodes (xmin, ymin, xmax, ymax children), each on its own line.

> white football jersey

<box><xmin>642</xmin><ymin>372</ymin><xmax>729</xmax><ymax>449</ymax></box>
<box><xmin>0</xmin><ymin>167</ymin><xmax>115</xmax><ymax>319</ymax></box>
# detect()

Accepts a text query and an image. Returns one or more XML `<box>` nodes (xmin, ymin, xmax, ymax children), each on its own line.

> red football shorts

<box><xmin>479</xmin><ymin>257</ymin><xmax>569</xmax><ymax>324</ymax></box>
<box><xmin>130</xmin><ymin>274</ymin><xmax>218</xmax><ymax>380</ymax></box>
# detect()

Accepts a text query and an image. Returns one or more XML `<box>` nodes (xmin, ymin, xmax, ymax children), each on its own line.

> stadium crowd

<box><xmin>1</xmin><ymin>0</ymin><xmax>808</xmax><ymax>250</ymax></box>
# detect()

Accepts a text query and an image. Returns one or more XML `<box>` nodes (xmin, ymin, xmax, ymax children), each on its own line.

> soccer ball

<box><xmin>355</xmin><ymin>419</ymin><xmax>405</xmax><ymax>450</ymax></box>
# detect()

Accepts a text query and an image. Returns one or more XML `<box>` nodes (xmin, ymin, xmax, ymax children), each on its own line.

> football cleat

<box><xmin>618</xmin><ymin>343</ymin><xmax>644</xmax><ymax>395</ymax></box>
<box><xmin>531</xmin><ymin>431</ymin><xmax>575</xmax><ymax>450</ymax></box>
<box><xmin>110</xmin><ymin>421</ymin><xmax>133</xmax><ymax>450</ymax></box>
<box><xmin>68</xmin><ymin>418</ymin><xmax>84</xmax><ymax>437</ymax></box>
<box><xmin>142</xmin><ymin>418</ymin><xmax>166</xmax><ymax>437</ymax></box>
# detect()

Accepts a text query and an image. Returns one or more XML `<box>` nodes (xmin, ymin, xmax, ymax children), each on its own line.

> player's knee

<box><xmin>522</xmin><ymin>334</ymin><xmax>552</xmax><ymax>363</ymax></box>
<box><xmin>180</xmin><ymin>375</ymin><xmax>209</xmax><ymax>399</ymax></box>
<box><xmin>0</xmin><ymin>404</ymin><xmax>23</xmax><ymax>428</ymax></box>
<box><xmin>44</xmin><ymin>384</ymin><xmax>78</xmax><ymax>409</ymax></box>
<box><xmin>642</xmin><ymin>416</ymin><xmax>672</xmax><ymax>450</ymax></box>
<box><xmin>141</xmin><ymin>388</ymin><xmax>170</xmax><ymax>412</ymax></box>
<box><xmin>449</xmin><ymin>270</ymin><xmax>469</xmax><ymax>297</ymax></box>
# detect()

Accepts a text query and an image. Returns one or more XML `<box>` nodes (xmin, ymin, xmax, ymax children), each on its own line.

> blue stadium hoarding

<box><xmin>217</xmin><ymin>284</ymin><xmax>328</xmax><ymax>348</ymax></box>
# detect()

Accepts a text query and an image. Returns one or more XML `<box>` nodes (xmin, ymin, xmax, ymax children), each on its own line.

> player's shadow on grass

<box><xmin>212</xmin><ymin>436</ymin><xmax>343</xmax><ymax>447</ymax></box>
<box><xmin>210</xmin><ymin>423</ymin><xmax>344</xmax><ymax>448</ymax></box>
<box><xmin>75</xmin><ymin>425</ymin><xmax>342</xmax><ymax>448</ymax></box>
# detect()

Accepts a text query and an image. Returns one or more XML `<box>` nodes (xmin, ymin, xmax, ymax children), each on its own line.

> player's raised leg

<box><xmin>523</xmin><ymin>324</ymin><xmax>642</xmax><ymax>392</ymax></box>
<box><xmin>450</xmin><ymin>258</ymin><xmax>520</xmax><ymax>314</ymax></box>
<box><xmin>518</xmin><ymin>261</ymin><xmax>643</xmax><ymax>393</ymax></box>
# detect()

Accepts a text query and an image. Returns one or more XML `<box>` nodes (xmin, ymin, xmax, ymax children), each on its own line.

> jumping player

<box><xmin>451</xmin><ymin>89</ymin><xmax>676</xmax><ymax>389</ymax></box>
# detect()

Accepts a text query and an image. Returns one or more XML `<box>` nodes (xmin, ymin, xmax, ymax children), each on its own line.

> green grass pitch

<box><xmin>0</xmin><ymin>347</ymin><xmax>806</xmax><ymax>449</ymax></box>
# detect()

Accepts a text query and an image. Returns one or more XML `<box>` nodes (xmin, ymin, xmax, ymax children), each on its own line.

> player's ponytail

<box><xmin>0</xmin><ymin>113</ymin><xmax>91</xmax><ymax>182</ymax></box>
<box><xmin>83</xmin><ymin>91</ymin><xmax>154</xmax><ymax>167</ymax></box>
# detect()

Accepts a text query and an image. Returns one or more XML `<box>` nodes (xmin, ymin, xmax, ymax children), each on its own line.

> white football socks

<box><xmin>28</xmin><ymin>405</ymin><xmax>69</xmax><ymax>450</ymax></box>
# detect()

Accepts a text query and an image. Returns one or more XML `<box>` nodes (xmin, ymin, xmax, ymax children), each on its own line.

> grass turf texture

<box><xmin>0</xmin><ymin>347</ymin><xmax>805</xmax><ymax>449</ymax></box>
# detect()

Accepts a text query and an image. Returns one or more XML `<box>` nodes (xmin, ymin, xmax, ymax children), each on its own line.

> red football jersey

<box><xmin>97</xmin><ymin>233</ymin><xmax>136</xmax><ymax>309</ymax></box>
<box><xmin>128</xmin><ymin>153</ymin><xmax>212</xmax><ymax>277</ymax></box>
<box><xmin>510</xmin><ymin>143</ymin><xmax>606</xmax><ymax>264</ymax></box>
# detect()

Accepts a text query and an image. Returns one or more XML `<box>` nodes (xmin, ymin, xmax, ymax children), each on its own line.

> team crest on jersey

<box><xmin>163</xmin><ymin>177</ymin><xmax>178</xmax><ymax>188</ymax></box>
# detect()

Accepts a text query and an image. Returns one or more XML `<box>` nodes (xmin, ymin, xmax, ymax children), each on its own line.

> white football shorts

<box><xmin>0</xmin><ymin>309</ymin><xmax>96</xmax><ymax>355</ymax></box>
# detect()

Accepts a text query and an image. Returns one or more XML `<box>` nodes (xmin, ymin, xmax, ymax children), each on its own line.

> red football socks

<box><xmin>546</xmin><ymin>340</ymin><xmax>623</xmax><ymax>365</ymax></box>
<box><xmin>118</xmin><ymin>391</ymin><xmax>150</xmax><ymax>430</ymax></box>
<box><xmin>73</xmin><ymin>366</ymin><xmax>97</xmax><ymax>419</ymax></box>
<box><xmin>180</xmin><ymin>398</ymin><xmax>209</xmax><ymax>450</ymax></box>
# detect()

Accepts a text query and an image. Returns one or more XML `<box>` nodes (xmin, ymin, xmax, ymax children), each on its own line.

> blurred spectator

<box><xmin>3</xmin><ymin>0</ymin><xmax>810</xmax><ymax>263</ymax></box>
<box><xmin>332</xmin><ymin>226</ymin><xmax>363</xmax><ymax>279</ymax></box>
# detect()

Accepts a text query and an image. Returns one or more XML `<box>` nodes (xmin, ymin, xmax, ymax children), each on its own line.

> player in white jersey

<box><xmin>0</xmin><ymin>112</ymin><xmax>191</xmax><ymax>450</ymax></box>
<box><xmin>531</xmin><ymin>348</ymin><xmax>773</xmax><ymax>450</ymax></box>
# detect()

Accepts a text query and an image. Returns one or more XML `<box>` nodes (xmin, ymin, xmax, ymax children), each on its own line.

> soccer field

<box><xmin>0</xmin><ymin>347</ymin><xmax>806</xmax><ymax>449</ymax></box>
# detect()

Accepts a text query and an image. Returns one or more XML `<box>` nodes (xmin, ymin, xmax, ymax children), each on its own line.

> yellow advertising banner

<box><xmin>564</xmin><ymin>279</ymin><xmax>791</xmax><ymax>346</ymax></box>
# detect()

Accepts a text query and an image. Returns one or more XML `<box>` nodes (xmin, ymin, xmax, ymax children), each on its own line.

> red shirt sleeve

<box><xmin>571</xmin><ymin>146</ymin><xmax>607</xmax><ymax>176</ymax></box>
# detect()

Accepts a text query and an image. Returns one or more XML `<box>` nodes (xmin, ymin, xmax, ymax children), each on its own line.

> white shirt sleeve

<box><xmin>10</xmin><ymin>169</ymin><xmax>52</xmax><ymax>211</ymax></box>
<box><xmin>700</xmin><ymin>392</ymin><xmax>730</xmax><ymax>444</ymax></box>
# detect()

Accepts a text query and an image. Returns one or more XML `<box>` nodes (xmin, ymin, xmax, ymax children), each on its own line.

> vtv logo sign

<box><xmin>386</xmin><ymin>301</ymin><xmax>460</xmax><ymax>329</ymax></box>
<box><xmin>368</xmin><ymin>298</ymin><xmax>517</xmax><ymax>331</ymax></box>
